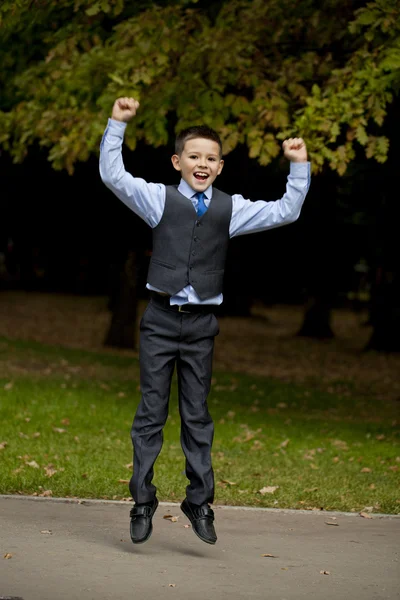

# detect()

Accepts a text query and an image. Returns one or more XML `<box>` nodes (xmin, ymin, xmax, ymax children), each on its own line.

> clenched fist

<box><xmin>111</xmin><ymin>97</ymin><xmax>140</xmax><ymax>123</ymax></box>
<box><xmin>282</xmin><ymin>138</ymin><xmax>307</xmax><ymax>163</ymax></box>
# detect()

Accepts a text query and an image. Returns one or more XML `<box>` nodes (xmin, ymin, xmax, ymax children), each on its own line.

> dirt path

<box><xmin>0</xmin><ymin>290</ymin><xmax>399</xmax><ymax>402</ymax></box>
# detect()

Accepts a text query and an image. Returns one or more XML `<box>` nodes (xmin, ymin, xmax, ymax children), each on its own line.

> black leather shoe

<box><xmin>130</xmin><ymin>497</ymin><xmax>158</xmax><ymax>544</ymax></box>
<box><xmin>180</xmin><ymin>498</ymin><xmax>217</xmax><ymax>544</ymax></box>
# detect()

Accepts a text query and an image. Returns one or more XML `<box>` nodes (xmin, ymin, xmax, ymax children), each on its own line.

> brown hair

<box><xmin>175</xmin><ymin>125</ymin><xmax>223</xmax><ymax>157</ymax></box>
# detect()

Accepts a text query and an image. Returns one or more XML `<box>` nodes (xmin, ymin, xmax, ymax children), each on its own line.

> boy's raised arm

<box><xmin>99</xmin><ymin>97</ymin><xmax>165</xmax><ymax>228</ymax></box>
<box><xmin>229</xmin><ymin>137</ymin><xmax>310</xmax><ymax>238</ymax></box>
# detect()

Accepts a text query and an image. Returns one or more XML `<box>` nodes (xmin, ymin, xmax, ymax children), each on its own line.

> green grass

<box><xmin>0</xmin><ymin>336</ymin><xmax>399</xmax><ymax>514</ymax></box>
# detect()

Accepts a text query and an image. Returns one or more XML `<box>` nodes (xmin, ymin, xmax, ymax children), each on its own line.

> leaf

<box><xmin>44</xmin><ymin>465</ymin><xmax>57</xmax><ymax>477</ymax></box>
<box><xmin>4</xmin><ymin>553</ymin><xmax>13</xmax><ymax>559</ymax></box>
<box><xmin>320</xmin><ymin>570</ymin><xmax>330</xmax><ymax>575</ymax></box>
<box><xmin>40</xmin><ymin>529</ymin><xmax>52</xmax><ymax>535</ymax></box>
<box><xmin>169</xmin><ymin>583</ymin><xmax>176</xmax><ymax>587</ymax></box>
<box><xmin>325</xmin><ymin>522</ymin><xmax>339</xmax><ymax>526</ymax></box>
<box><xmin>163</xmin><ymin>514</ymin><xmax>179</xmax><ymax>522</ymax></box>
<box><xmin>4</xmin><ymin>381</ymin><xmax>13</xmax><ymax>390</ymax></box>
<box><xmin>52</xmin><ymin>427</ymin><xmax>66</xmax><ymax>434</ymax></box>
<box><xmin>118</xmin><ymin>479</ymin><xmax>130</xmax><ymax>484</ymax></box>
<box><xmin>360</xmin><ymin>512</ymin><xmax>373</xmax><ymax>519</ymax></box>
<box><xmin>39</xmin><ymin>490</ymin><xmax>53</xmax><ymax>497</ymax></box>
<box><xmin>261</xmin><ymin>553</ymin><xmax>278</xmax><ymax>558</ymax></box>
<box><xmin>258</xmin><ymin>486</ymin><xmax>279</xmax><ymax>495</ymax></box>
<box><xmin>0</xmin><ymin>441</ymin><xmax>7</xmax><ymax>450</ymax></box>
<box><xmin>360</xmin><ymin>468</ymin><xmax>372</xmax><ymax>473</ymax></box>
<box><xmin>26</xmin><ymin>460</ymin><xmax>39</xmax><ymax>469</ymax></box>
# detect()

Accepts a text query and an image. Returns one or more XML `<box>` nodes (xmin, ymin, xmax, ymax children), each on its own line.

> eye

<box><xmin>209</xmin><ymin>157</ymin><xmax>216</xmax><ymax>162</ymax></box>
<box><xmin>189</xmin><ymin>155</ymin><xmax>197</xmax><ymax>159</ymax></box>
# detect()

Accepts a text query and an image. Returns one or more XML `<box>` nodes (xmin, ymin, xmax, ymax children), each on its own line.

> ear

<box><xmin>171</xmin><ymin>154</ymin><xmax>181</xmax><ymax>171</ymax></box>
<box><xmin>217</xmin><ymin>159</ymin><xmax>224</xmax><ymax>175</ymax></box>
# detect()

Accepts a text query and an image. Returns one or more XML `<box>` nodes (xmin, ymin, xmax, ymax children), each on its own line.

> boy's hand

<box><xmin>111</xmin><ymin>97</ymin><xmax>140</xmax><ymax>123</ymax></box>
<box><xmin>282</xmin><ymin>137</ymin><xmax>307</xmax><ymax>162</ymax></box>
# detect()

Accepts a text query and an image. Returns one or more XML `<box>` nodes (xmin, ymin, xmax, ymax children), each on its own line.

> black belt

<box><xmin>149</xmin><ymin>291</ymin><xmax>216</xmax><ymax>314</ymax></box>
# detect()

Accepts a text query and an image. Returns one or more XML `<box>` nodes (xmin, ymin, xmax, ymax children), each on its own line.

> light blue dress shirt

<box><xmin>100</xmin><ymin>119</ymin><xmax>311</xmax><ymax>305</ymax></box>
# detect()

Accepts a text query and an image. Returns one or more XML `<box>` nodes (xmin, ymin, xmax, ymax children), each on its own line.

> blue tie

<box><xmin>195</xmin><ymin>192</ymin><xmax>207</xmax><ymax>217</ymax></box>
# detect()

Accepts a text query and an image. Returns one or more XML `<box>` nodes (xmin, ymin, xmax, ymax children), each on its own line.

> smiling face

<box><xmin>171</xmin><ymin>137</ymin><xmax>224</xmax><ymax>192</ymax></box>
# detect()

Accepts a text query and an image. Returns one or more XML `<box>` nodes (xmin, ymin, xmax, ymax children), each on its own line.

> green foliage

<box><xmin>0</xmin><ymin>0</ymin><xmax>399</xmax><ymax>174</ymax></box>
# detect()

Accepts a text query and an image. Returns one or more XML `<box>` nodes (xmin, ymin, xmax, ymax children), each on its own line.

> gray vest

<box><xmin>147</xmin><ymin>185</ymin><xmax>233</xmax><ymax>300</ymax></box>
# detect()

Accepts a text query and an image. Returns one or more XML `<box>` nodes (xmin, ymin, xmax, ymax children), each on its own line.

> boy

<box><xmin>99</xmin><ymin>96</ymin><xmax>310</xmax><ymax>546</ymax></box>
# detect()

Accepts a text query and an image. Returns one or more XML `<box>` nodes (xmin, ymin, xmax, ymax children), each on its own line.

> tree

<box><xmin>1</xmin><ymin>0</ymin><xmax>399</xmax><ymax>348</ymax></box>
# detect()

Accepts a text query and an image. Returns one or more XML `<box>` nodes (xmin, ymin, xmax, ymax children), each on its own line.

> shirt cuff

<box><xmin>289</xmin><ymin>161</ymin><xmax>310</xmax><ymax>177</ymax></box>
<box><xmin>107</xmin><ymin>118</ymin><xmax>128</xmax><ymax>136</ymax></box>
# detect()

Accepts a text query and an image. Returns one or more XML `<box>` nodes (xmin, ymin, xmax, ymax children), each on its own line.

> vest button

<box><xmin>189</xmin><ymin>265</ymin><xmax>193</xmax><ymax>270</ymax></box>
<box><xmin>194</xmin><ymin>236</ymin><xmax>198</xmax><ymax>242</ymax></box>
<box><xmin>191</xmin><ymin>251</ymin><xmax>195</xmax><ymax>256</ymax></box>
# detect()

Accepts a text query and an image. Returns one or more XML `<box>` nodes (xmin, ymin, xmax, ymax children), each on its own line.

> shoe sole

<box><xmin>131</xmin><ymin>522</ymin><xmax>153</xmax><ymax>544</ymax></box>
<box><xmin>130</xmin><ymin>499</ymin><xmax>158</xmax><ymax>544</ymax></box>
<box><xmin>180</xmin><ymin>502</ymin><xmax>216</xmax><ymax>545</ymax></box>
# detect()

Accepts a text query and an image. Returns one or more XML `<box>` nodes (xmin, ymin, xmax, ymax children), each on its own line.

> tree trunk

<box><xmin>104</xmin><ymin>250</ymin><xmax>138</xmax><ymax>350</ymax></box>
<box><xmin>297</xmin><ymin>294</ymin><xmax>334</xmax><ymax>339</ymax></box>
<box><xmin>365</xmin><ymin>266</ymin><xmax>400</xmax><ymax>352</ymax></box>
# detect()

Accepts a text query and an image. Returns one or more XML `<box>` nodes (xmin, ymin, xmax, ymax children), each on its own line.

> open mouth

<box><xmin>194</xmin><ymin>172</ymin><xmax>209</xmax><ymax>181</ymax></box>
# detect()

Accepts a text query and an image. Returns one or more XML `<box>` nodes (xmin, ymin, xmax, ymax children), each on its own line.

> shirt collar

<box><xmin>178</xmin><ymin>178</ymin><xmax>212</xmax><ymax>200</ymax></box>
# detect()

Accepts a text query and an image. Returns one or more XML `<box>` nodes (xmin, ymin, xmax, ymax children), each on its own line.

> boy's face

<box><xmin>171</xmin><ymin>137</ymin><xmax>224</xmax><ymax>192</ymax></box>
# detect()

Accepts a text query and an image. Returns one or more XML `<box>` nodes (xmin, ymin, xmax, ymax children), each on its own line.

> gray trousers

<box><xmin>129</xmin><ymin>298</ymin><xmax>219</xmax><ymax>505</ymax></box>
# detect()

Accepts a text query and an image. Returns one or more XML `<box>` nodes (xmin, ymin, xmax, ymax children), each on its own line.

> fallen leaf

<box><xmin>320</xmin><ymin>570</ymin><xmax>330</xmax><ymax>575</ymax></box>
<box><xmin>280</xmin><ymin>439</ymin><xmax>290</xmax><ymax>448</ymax></box>
<box><xmin>325</xmin><ymin>522</ymin><xmax>339</xmax><ymax>526</ymax></box>
<box><xmin>39</xmin><ymin>490</ymin><xmax>52</xmax><ymax>497</ymax></box>
<box><xmin>4</xmin><ymin>382</ymin><xmax>13</xmax><ymax>390</ymax></box>
<box><xmin>52</xmin><ymin>427</ymin><xmax>66</xmax><ymax>434</ymax></box>
<box><xmin>125</xmin><ymin>463</ymin><xmax>133</xmax><ymax>469</ymax></box>
<box><xmin>360</xmin><ymin>512</ymin><xmax>373</xmax><ymax>519</ymax></box>
<box><xmin>4</xmin><ymin>553</ymin><xmax>13</xmax><ymax>559</ymax></box>
<box><xmin>61</xmin><ymin>418</ymin><xmax>70</xmax><ymax>425</ymax></box>
<box><xmin>184</xmin><ymin>524</ymin><xmax>191</xmax><ymax>528</ymax></box>
<box><xmin>26</xmin><ymin>460</ymin><xmax>39</xmax><ymax>469</ymax></box>
<box><xmin>118</xmin><ymin>479</ymin><xmax>130</xmax><ymax>484</ymax></box>
<box><xmin>0</xmin><ymin>441</ymin><xmax>7</xmax><ymax>450</ymax></box>
<box><xmin>44</xmin><ymin>465</ymin><xmax>57</xmax><ymax>477</ymax></box>
<box><xmin>40</xmin><ymin>529</ymin><xmax>52</xmax><ymax>535</ymax></box>
<box><xmin>261</xmin><ymin>553</ymin><xmax>278</xmax><ymax>558</ymax></box>
<box><xmin>220</xmin><ymin>479</ymin><xmax>237</xmax><ymax>486</ymax></box>
<box><xmin>163</xmin><ymin>515</ymin><xmax>179</xmax><ymax>522</ymax></box>
<box><xmin>258</xmin><ymin>486</ymin><xmax>279</xmax><ymax>495</ymax></box>
<box><xmin>32</xmin><ymin>432</ymin><xmax>41</xmax><ymax>438</ymax></box>
<box><xmin>169</xmin><ymin>583</ymin><xmax>176</xmax><ymax>587</ymax></box>
<box><xmin>361</xmin><ymin>467</ymin><xmax>372</xmax><ymax>473</ymax></box>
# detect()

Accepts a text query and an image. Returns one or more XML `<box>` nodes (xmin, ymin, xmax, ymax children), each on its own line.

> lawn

<box><xmin>0</xmin><ymin>336</ymin><xmax>398</xmax><ymax>514</ymax></box>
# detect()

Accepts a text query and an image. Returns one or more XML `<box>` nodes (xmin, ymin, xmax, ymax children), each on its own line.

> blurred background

<box><xmin>1</xmin><ymin>0</ymin><xmax>399</xmax><ymax>356</ymax></box>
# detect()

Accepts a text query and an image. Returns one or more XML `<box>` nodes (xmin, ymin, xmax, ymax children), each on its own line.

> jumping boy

<box><xmin>99</xmin><ymin>96</ymin><xmax>310</xmax><ymax>546</ymax></box>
